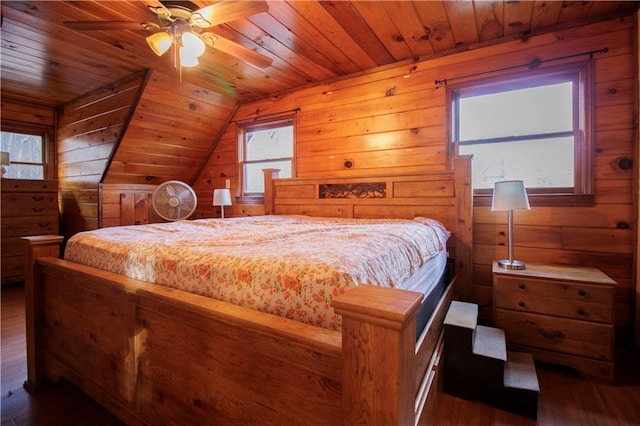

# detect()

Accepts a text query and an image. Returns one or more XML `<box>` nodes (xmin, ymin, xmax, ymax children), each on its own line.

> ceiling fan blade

<box><xmin>211</xmin><ymin>35</ymin><xmax>273</xmax><ymax>69</ymax></box>
<box><xmin>192</xmin><ymin>1</ymin><xmax>268</xmax><ymax>28</ymax></box>
<box><xmin>63</xmin><ymin>21</ymin><xmax>153</xmax><ymax>31</ymax></box>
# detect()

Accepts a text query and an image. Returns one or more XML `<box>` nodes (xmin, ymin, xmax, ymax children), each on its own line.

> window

<box><xmin>451</xmin><ymin>62</ymin><xmax>592</xmax><ymax>206</ymax></box>
<box><xmin>238</xmin><ymin>117</ymin><xmax>294</xmax><ymax>197</ymax></box>
<box><xmin>0</xmin><ymin>122</ymin><xmax>54</xmax><ymax>180</ymax></box>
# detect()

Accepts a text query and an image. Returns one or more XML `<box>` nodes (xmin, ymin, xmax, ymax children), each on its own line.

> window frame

<box><xmin>236</xmin><ymin>114</ymin><xmax>296</xmax><ymax>202</ymax></box>
<box><xmin>449</xmin><ymin>61</ymin><xmax>594</xmax><ymax>207</ymax></box>
<box><xmin>1</xmin><ymin>120</ymin><xmax>55</xmax><ymax>181</ymax></box>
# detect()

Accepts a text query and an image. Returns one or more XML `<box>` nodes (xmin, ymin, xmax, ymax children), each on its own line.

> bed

<box><xmin>23</xmin><ymin>155</ymin><xmax>472</xmax><ymax>425</ymax></box>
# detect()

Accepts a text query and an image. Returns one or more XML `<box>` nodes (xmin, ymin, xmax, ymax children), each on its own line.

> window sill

<box><xmin>474</xmin><ymin>193</ymin><xmax>595</xmax><ymax>208</ymax></box>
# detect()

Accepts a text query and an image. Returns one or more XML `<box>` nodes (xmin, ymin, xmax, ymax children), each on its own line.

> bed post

<box><xmin>263</xmin><ymin>168</ymin><xmax>280</xmax><ymax>215</ymax></box>
<box><xmin>21</xmin><ymin>235</ymin><xmax>64</xmax><ymax>393</ymax></box>
<box><xmin>453</xmin><ymin>155</ymin><xmax>473</xmax><ymax>302</ymax></box>
<box><xmin>332</xmin><ymin>286</ymin><xmax>423</xmax><ymax>425</ymax></box>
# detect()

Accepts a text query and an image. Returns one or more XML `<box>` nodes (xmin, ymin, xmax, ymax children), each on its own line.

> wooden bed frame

<box><xmin>23</xmin><ymin>156</ymin><xmax>472</xmax><ymax>425</ymax></box>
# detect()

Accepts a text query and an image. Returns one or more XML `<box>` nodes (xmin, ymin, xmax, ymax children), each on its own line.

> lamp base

<box><xmin>498</xmin><ymin>259</ymin><xmax>526</xmax><ymax>270</ymax></box>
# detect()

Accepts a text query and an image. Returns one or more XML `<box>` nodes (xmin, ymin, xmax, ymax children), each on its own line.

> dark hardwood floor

<box><xmin>2</xmin><ymin>283</ymin><xmax>640</xmax><ymax>425</ymax></box>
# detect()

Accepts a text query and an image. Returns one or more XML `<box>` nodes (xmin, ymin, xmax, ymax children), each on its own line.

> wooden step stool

<box><xmin>443</xmin><ymin>300</ymin><xmax>540</xmax><ymax>419</ymax></box>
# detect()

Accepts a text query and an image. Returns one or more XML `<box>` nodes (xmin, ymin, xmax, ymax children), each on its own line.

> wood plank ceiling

<box><xmin>2</xmin><ymin>1</ymin><xmax>637</xmax><ymax>108</ymax></box>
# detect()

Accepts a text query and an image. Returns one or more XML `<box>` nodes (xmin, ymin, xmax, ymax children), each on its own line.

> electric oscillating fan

<box><xmin>151</xmin><ymin>180</ymin><xmax>197</xmax><ymax>221</ymax></box>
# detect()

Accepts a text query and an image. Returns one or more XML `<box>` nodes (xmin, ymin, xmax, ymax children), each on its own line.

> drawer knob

<box><xmin>518</xmin><ymin>301</ymin><xmax>525</xmax><ymax>308</ymax></box>
<box><xmin>539</xmin><ymin>328</ymin><xmax>564</xmax><ymax>340</ymax></box>
<box><xmin>518</xmin><ymin>284</ymin><xmax>526</xmax><ymax>290</ymax></box>
<box><xmin>577</xmin><ymin>308</ymin><xmax>586</xmax><ymax>316</ymax></box>
<box><xmin>32</xmin><ymin>195</ymin><xmax>44</xmax><ymax>201</ymax></box>
<box><xmin>578</xmin><ymin>290</ymin><xmax>586</xmax><ymax>297</ymax></box>
<box><xmin>32</xmin><ymin>207</ymin><xmax>44</xmax><ymax>213</ymax></box>
<box><xmin>38</xmin><ymin>222</ymin><xmax>50</xmax><ymax>228</ymax></box>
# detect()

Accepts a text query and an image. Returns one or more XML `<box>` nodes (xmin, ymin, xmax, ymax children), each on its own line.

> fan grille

<box><xmin>152</xmin><ymin>181</ymin><xmax>197</xmax><ymax>221</ymax></box>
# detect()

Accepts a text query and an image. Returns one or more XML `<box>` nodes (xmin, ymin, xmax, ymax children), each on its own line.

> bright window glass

<box><xmin>460</xmin><ymin>137</ymin><xmax>574</xmax><ymax>189</ymax></box>
<box><xmin>459</xmin><ymin>83</ymin><xmax>573</xmax><ymax>140</ymax></box>
<box><xmin>1</xmin><ymin>131</ymin><xmax>45</xmax><ymax>179</ymax></box>
<box><xmin>453</xmin><ymin>72</ymin><xmax>586</xmax><ymax>194</ymax></box>
<box><xmin>240</xmin><ymin>119</ymin><xmax>294</xmax><ymax>195</ymax></box>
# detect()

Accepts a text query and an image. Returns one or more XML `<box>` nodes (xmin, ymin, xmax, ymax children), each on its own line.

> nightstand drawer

<box><xmin>495</xmin><ymin>309</ymin><xmax>614</xmax><ymax>361</ymax></box>
<box><xmin>494</xmin><ymin>276</ymin><xmax>613</xmax><ymax>323</ymax></box>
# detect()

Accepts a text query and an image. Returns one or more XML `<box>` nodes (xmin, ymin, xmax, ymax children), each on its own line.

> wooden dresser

<box><xmin>492</xmin><ymin>261</ymin><xmax>616</xmax><ymax>383</ymax></box>
<box><xmin>1</xmin><ymin>179</ymin><xmax>59</xmax><ymax>285</ymax></box>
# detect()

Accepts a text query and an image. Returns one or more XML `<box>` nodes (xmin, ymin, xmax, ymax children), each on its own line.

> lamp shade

<box><xmin>146</xmin><ymin>32</ymin><xmax>173</xmax><ymax>56</ymax></box>
<box><xmin>491</xmin><ymin>180</ymin><xmax>530</xmax><ymax>212</ymax></box>
<box><xmin>213</xmin><ymin>189</ymin><xmax>232</xmax><ymax>207</ymax></box>
<box><xmin>179</xmin><ymin>46</ymin><xmax>200</xmax><ymax>67</ymax></box>
<box><xmin>0</xmin><ymin>151</ymin><xmax>10</xmax><ymax>166</ymax></box>
<box><xmin>181</xmin><ymin>32</ymin><xmax>206</xmax><ymax>57</ymax></box>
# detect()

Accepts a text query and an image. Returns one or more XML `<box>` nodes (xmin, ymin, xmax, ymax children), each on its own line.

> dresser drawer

<box><xmin>495</xmin><ymin>309</ymin><xmax>614</xmax><ymax>361</ymax></box>
<box><xmin>1</xmin><ymin>179</ymin><xmax>57</xmax><ymax>193</ymax></box>
<box><xmin>494</xmin><ymin>275</ymin><xmax>613</xmax><ymax>323</ymax></box>
<box><xmin>1</xmin><ymin>192</ymin><xmax>58</xmax><ymax>216</ymax></box>
<box><xmin>1</xmin><ymin>215</ymin><xmax>58</xmax><ymax>237</ymax></box>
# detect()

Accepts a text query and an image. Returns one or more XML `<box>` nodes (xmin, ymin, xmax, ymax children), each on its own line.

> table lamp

<box><xmin>213</xmin><ymin>188</ymin><xmax>232</xmax><ymax>219</ymax></box>
<box><xmin>492</xmin><ymin>180</ymin><xmax>530</xmax><ymax>270</ymax></box>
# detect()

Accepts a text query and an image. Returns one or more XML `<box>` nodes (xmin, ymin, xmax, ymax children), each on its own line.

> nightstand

<box><xmin>492</xmin><ymin>261</ymin><xmax>616</xmax><ymax>383</ymax></box>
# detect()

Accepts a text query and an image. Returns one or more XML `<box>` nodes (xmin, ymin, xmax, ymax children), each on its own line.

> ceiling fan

<box><xmin>63</xmin><ymin>1</ymin><xmax>273</xmax><ymax>70</ymax></box>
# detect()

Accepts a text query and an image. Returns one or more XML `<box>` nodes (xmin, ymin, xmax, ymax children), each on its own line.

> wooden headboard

<box><xmin>265</xmin><ymin>155</ymin><xmax>473</xmax><ymax>301</ymax></box>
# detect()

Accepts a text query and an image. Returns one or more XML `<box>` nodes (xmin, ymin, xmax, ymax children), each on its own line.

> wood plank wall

<box><xmin>1</xmin><ymin>100</ymin><xmax>55</xmax><ymax>127</ymax></box>
<box><xmin>102</xmin><ymin>71</ymin><xmax>237</xmax><ymax>186</ymax></box>
<box><xmin>57</xmin><ymin>68</ymin><xmax>238</xmax><ymax>231</ymax></box>
<box><xmin>56</xmin><ymin>70</ymin><xmax>148</xmax><ymax>238</ymax></box>
<box><xmin>193</xmin><ymin>17</ymin><xmax>637</xmax><ymax>341</ymax></box>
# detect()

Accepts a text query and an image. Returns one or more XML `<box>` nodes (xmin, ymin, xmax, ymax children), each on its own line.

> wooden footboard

<box><xmin>25</xmin><ymin>247</ymin><xmax>452</xmax><ymax>425</ymax></box>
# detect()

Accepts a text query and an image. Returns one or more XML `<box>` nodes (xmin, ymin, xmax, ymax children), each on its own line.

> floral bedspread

<box><xmin>64</xmin><ymin>215</ymin><xmax>449</xmax><ymax>330</ymax></box>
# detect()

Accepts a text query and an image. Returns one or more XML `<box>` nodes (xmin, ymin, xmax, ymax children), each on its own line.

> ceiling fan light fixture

<box><xmin>179</xmin><ymin>46</ymin><xmax>200</xmax><ymax>67</ymax></box>
<box><xmin>181</xmin><ymin>31</ymin><xmax>206</xmax><ymax>57</ymax></box>
<box><xmin>64</xmin><ymin>1</ymin><xmax>272</xmax><ymax>75</ymax></box>
<box><xmin>146</xmin><ymin>31</ymin><xmax>173</xmax><ymax>56</ymax></box>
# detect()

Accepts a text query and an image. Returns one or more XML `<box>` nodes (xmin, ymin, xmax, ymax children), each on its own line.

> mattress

<box><xmin>64</xmin><ymin>215</ymin><xmax>450</xmax><ymax>331</ymax></box>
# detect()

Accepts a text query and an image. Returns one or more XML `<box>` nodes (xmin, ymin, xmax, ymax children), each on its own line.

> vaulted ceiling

<box><xmin>2</xmin><ymin>1</ymin><xmax>638</xmax><ymax>108</ymax></box>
